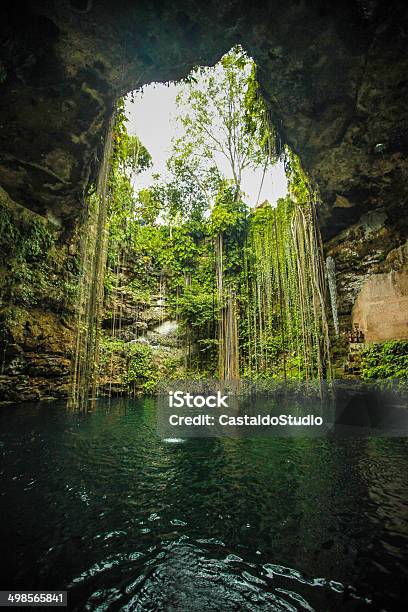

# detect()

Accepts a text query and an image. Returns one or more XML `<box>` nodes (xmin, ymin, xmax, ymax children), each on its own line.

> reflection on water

<box><xmin>0</xmin><ymin>398</ymin><xmax>407</xmax><ymax>611</ymax></box>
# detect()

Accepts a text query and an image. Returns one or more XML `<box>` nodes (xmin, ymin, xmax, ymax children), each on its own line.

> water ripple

<box><xmin>0</xmin><ymin>399</ymin><xmax>407</xmax><ymax>610</ymax></box>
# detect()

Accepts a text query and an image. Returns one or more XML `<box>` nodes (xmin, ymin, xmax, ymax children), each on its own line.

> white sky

<box><xmin>125</xmin><ymin>82</ymin><xmax>288</xmax><ymax>207</ymax></box>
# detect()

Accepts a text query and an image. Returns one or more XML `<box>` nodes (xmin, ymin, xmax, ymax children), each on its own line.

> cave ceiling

<box><xmin>0</xmin><ymin>0</ymin><xmax>407</xmax><ymax>239</ymax></box>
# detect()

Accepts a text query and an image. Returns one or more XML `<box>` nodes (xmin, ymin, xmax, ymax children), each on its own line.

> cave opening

<box><xmin>67</xmin><ymin>45</ymin><xmax>337</xmax><ymax>408</ymax></box>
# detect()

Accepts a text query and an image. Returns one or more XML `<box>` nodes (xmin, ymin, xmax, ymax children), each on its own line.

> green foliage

<box><xmin>126</xmin><ymin>344</ymin><xmax>158</xmax><ymax>393</ymax></box>
<box><xmin>169</xmin><ymin>226</ymin><xmax>199</xmax><ymax>273</ymax></box>
<box><xmin>210</xmin><ymin>183</ymin><xmax>248</xmax><ymax>284</ymax></box>
<box><xmin>175</xmin><ymin>289</ymin><xmax>215</xmax><ymax>330</ymax></box>
<box><xmin>99</xmin><ymin>336</ymin><xmax>126</xmax><ymax>366</ymax></box>
<box><xmin>100</xmin><ymin>336</ymin><xmax>159</xmax><ymax>393</ymax></box>
<box><xmin>283</xmin><ymin>149</ymin><xmax>313</xmax><ymax>205</ymax></box>
<box><xmin>174</xmin><ymin>46</ymin><xmax>268</xmax><ymax>199</ymax></box>
<box><xmin>0</xmin><ymin>203</ymin><xmax>53</xmax><ymax>264</ymax></box>
<box><xmin>131</xmin><ymin>225</ymin><xmax>170</xmax><ymax>286</ymax></box>
<box><xmin>129</xmin><ymin>220</ymin><xmax>212</xmax><ymax>293</ymax></box>
<box><xmin>0</xmin><ymin>201</ymin><xmax>76</xmax><ymax>311</ymax></box>
<box><xmin>125</xmin><ymin>281</ymin><xmax>151</xmax><ymax>305</ymax></box>
<box><xmin>244</xmin><ymin>63</ymin><xmax>277</xmax><ymax>157</ymax></box>
<box><xmin>151</xmin><ymin>156</ymin><xmax>220</xmax><ymax>222</ymax></box>
<box><xmin>361</xmin><ymin>341</ymin><xmax>408</xmax><ymax>379</ymax></box>
<box><xmin>111</xmin><ymin>98</ymin><xmax>152</xmax><ymax>177</ymax></box>
<box><xmin>107</xmin><ymin>98</ymin><xmax>153</xmax><ymax>266</ymax></box>
<box><xmin>136</xmin><ymin>187</ymin><xmax>162</xmax><ymax>225</ymax></box>
<box><xmin>240</xmin><ymin>193</ymin><xmax>332</xmax><ymax>381</ymax></box>
<box><xmin>210</xmin><ymin>183</ymin><xmax>248</xmax><ymax>236</ymax></box>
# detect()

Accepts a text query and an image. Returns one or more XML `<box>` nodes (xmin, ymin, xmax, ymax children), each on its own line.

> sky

<box><xmin>125</xmin><ymin>81</ymin><xmax>288</xmax><ymax>208</ymax></box>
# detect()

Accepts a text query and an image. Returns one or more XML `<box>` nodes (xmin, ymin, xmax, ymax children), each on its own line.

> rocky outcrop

<box><xmin>0</xmin><ymin>309</ymin><xmax>74</xmax><ymax>402</ymax></box>
<box><xmin>352</xmin><ymin>244</ymin><xmax>408</xmax><ymax>342</ymax></box>
<box><xmin>100</xmin><ymin>288</ymin><xmax>184</xmax><ymax>395</ymax></box>
<box><xmin>0</xmin><ymin>189</ymin><xmax>77</xmax><ymax>403</ymax></box>
<box><xmin>325</xmin><ymin>210</ymin><xmax>408</xmax><ymax>331</ymax></box>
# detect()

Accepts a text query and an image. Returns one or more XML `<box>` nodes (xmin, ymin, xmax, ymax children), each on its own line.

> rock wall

<box><xmin>0</xmin><ymin>309</ymin><xmax>74</xmax><ymax>402</ymax></box>
<box><xmin>325</xmin><ymin>208</ymin><xmax>408</xmax><ymax>330</ymax></box>
<box><xmin>100</xmin><ymin>277</ymin><xmax>185</xmax><ymax>395</ymax></box>
<box><xmin>0</xmin><ymin>188</ymin><xmax>77</xmax><ymax>403</ymax></box>
<box><xmin>352</xmin><ymin>247</ymin><xmax>408</xmax><ymax>342</ymax></box>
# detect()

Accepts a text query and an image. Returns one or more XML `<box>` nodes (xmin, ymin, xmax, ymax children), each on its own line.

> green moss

<box><xmin>0</xmin><ymin>202</ymin><xmax>53</xmax><ymax>264</ymax></box>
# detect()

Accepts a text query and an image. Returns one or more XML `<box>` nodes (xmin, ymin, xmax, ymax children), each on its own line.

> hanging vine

<box><xmin>70</xmin><ymin>115</ymin><xmax>114</xmax><ymax>410</ymax></box>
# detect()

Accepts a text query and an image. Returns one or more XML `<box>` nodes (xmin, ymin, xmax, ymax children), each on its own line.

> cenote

<box><xmin>1</xmin><ymin>399</ymin><xmax>408</xmax><ymax>611</ymax></box>
<box><xmin>1</xmin><ymin>2</ymin><xmax>408</xmax><ymax>610</ymax></box>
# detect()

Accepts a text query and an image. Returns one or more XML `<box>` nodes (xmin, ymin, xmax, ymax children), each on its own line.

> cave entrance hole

<box><xmin>70</xmin><ymin>46</ymin><xmax>336</xmax><ymax>406</ymax></box>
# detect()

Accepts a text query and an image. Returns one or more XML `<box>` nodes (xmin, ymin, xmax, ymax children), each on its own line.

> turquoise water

<box><xmin>0</xmin><ymin>398</ymin><xmax>407</xmax><ymax>610</ymax></box>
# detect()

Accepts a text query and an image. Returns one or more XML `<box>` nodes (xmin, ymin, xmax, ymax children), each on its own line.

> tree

<box><xmin>150</xmin><ymin>157</ymin><xmax>221</xmax><ymax>223</ymax></box>
<box><xmin>107</xmin><ymin>99</ymin><xmax>153</xmax><ymax>260</ymax></box>
<box><xmin>135</xmin><ymin>187</ymin><xmax>162</xmax><ymax>225</ymax></box>
<box><xmin>111</xmin><ymin>98</ymin><xmax>152</xmax><ymax>178</ymax></box>
<box><xmin>173</xmin><ymin>46</ymin><xmax>269</xmax><ymax>200</ymax></box>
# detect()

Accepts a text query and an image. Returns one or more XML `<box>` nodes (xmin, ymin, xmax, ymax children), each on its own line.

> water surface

<box><xmin>0</xmin><ymin>399</ymin><xmax>407</xmax><ymax>611</ymax></box>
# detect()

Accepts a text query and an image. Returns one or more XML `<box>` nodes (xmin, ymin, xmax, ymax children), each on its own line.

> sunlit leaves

<box><xmin>136</xmin><ymin>188</ymin><xmax>162</xmax><ymax>225</ymax></box>
<box><xmin>174</xmin><ymin>46</ymin><xmax>269</xmax><ymax>199</ymax></box>
<box><xmin>107</xmin><ymin>98</ymin><xmax>153</xmax><ymax>264</ymax></box>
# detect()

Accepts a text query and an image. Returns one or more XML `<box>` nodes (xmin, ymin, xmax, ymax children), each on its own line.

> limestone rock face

<box><xmin>0</xmin><ymin>309</ymin><xmax>74</xmax><ymax>403</ymax></box>
<box><xmin>326</xmin><ymin>195</ymin><xmax>408</xmax><ymax>312</ymax></box>
<box><xmin>0</xmin><ymin>189</ymin><xmax>77</xmax><ymax>404</ymax></box>
<box><xmin>352</xmin><ymin>243</ymin><xmax>408</xmax><ymax>342</ymax></box>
